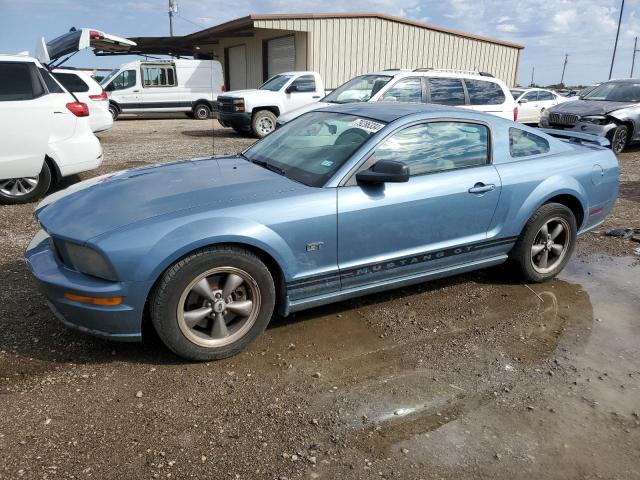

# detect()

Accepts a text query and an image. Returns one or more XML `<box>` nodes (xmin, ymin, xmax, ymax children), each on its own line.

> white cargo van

<box><xmin>100</xmin><ymin>59</ymin><xmax>224</xmax><ymax>120</ymax></box>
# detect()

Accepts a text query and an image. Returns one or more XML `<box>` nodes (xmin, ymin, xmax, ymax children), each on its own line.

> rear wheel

<box><xmin>193</xmin><ymin>103</ymin><xmax>211</xmax><ymax>120</ymax></box>
<box><xmin>0</xmin><ymin>161</ymin><xmax>52</xmax><ymax>205</ymax></box>
<box><xmin>251</xmin><ymin>110</ymin><xmax>277</xmax><ymax>138</ymax></box>
<box><xmin>150</xmin><ymin>246</ymin><xmax>276</xmax><ymax>361</ymax></box>
<box><xmin>108</xmin><ymin>103</ymin><xmax>120</xmax><ymax>121</ymax></box>
<box><xmin>510</xmin><ymin>203</ymin><xmax>577</xmax><ymax>283</ymax></box>
<box><xmin>609</xmin><ymin>125</ymin><xmax>629</xmax><ymax>154</ymax></box>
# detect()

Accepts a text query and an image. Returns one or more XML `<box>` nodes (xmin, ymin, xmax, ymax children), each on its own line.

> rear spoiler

<box><xmin>539</xmin><ymin>128</ymin><xmax>610</xmax><ymax>148</ymax></box>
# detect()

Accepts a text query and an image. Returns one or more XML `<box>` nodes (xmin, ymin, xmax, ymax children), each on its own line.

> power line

<box><xmin>609</xmin><ymin>0</ymin><xmax>625</xmax><ymax>80</ymax></box>
<box><xmin>176</xmin><ymin>14</ymin><xmax>207</xmax><ymax>29</ymax></box>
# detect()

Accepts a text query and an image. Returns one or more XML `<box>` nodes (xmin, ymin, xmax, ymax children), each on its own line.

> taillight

<box><xmin>513</xmin><ymin>107</ymin><xmax>518</xmax><ymax>121</ymax></box>
<box><xmin>220</xmin><ymin>84</ymin><xmax>226</xmax><ymax>92</ymax></box>
<box><xmin>89</xmin><ymin>30</ymin><xmax>104</xmax><ymax>40</ymax></box>
<box><xmin>66</xmin><ymin>102</ymin><xmax>90</xmax><ymax>117</ymax></box>
<box><xmin>89</xmin><ymin>91</ymin><xmax>108</xmax><ymax>101</ymax></box>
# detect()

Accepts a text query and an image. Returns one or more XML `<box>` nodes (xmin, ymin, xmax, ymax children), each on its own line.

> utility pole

<box><xmin>560</xmin><ymin>54</ymin><xmax>568</xmax><ymax>86</ymax></box>
<box><xmin>530</xmin><ymin>66</ymin><xmax>535</xmax><ymax>86</ymax></box>
<box><xmin>168</xmin><ymin>0</ymin><xmax>178</xmax><ymax>37</ymax></box>
<box><xmin>631</xmin><ymin>36</ymin><xmax>640</xmax><ymax>77</ymax></box>
<box><xmin>609</xmin><ymin>0</ymin><xmax>625</xmax><ymax>79</ymax></box>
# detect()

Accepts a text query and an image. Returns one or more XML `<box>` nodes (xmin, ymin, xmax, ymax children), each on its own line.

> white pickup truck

<box><xmin>217</xmin><ymin>71</ymin><xmax>324</xmax><ymax>137</ymax></box>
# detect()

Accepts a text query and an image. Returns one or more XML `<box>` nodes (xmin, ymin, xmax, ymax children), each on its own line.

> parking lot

<box><xmin>1</xmin><ymin>117</ymin><xmax>639</xmax><ymax>479</ymax></box>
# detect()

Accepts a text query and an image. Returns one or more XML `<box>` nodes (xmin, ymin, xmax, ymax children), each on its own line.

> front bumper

<box><xmin>218</xmin><ymin>111</ymin><xmax>252</xmax><ymax>130</ymax></box>
<box><xmin>25</xmin><ymin>230</ymin><xmax>144</xmax><ymax>342</ymax></box>
<box><xmin>539</xmin><ymin>117</ymin><xmax>617</xmax><ymax>138</ymax></box>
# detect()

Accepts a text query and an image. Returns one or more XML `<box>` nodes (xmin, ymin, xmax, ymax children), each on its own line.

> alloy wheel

<box><xmin>612</xmin><ymin>126</ymin><xmax>628</xmax><ymax>154</ymax></box>
<box><xmin>177</xmin><ymin>267</ymin><xmax>261</xmax><ymax>348</ymax></box>
<box><xmin>0</xmin><ymin>176</ymin><xmax>39</xmax><ymax>197</ymax></box>
<box><xmin>530</xmin><ymin>217</ymin><xmax>571</xmax><ymax>274</ymax></box>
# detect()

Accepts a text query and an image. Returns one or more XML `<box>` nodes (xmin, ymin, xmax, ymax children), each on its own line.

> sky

<box><xmin>1</xmin><ymin>0</ymin><xmax>639</xmax><ymax>86</ymax></box>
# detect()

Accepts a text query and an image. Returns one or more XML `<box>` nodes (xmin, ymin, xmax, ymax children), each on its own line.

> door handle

<box><xmin>468</xmin><ymin>183</ymin><xmax>495</xmax><ymax>194</ymax></box>
<box><xmin>132</xmin><ymin>90</ymin><xmax>140</xmax><ymax>92</ymax></box>
<box><xmin>312</xmin><ymin>95</ymin><xmax>321</xmax><ymax>98</ymax></box>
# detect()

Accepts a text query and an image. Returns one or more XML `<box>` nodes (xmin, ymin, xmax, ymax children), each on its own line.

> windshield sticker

<box><xmin>321</xmin><ymin>160</ymin><xmax>334</xmax><ymax>167</ymax></box>
<box><xmin>350</xmin><ymin>118</ymin><xmax>385</xmax><ymax>133</ymax></box>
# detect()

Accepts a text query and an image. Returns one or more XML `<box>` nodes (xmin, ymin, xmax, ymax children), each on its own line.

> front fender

<box><xmin>96</xmin><ymin>215</ymin><xmax>297</xmax><ymax>287</ymax></box>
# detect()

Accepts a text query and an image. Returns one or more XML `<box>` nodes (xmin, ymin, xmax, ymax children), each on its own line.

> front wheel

<box><xmin>150</xmin><ymin>246</ymin><xmax>276</xmax><ymax>361</ymax></box>
<box><xmin>0</xmin><ymin>161</ymin><xmax>52</xmax><ymax>205</ymax></box>
<box><xmin>193</xmin><ymin>103</ymin><xmax>211</xmax><ymax>120</ymax></box>
<box><xmin>510</xmin><ymin>203</ymin><xmax>577</xmax><ymax>283</ymax></box>
<box><xmin>108</xmin><ymin>103</ymin><xmax>120</xmax><ymax>121</ymax></box>
<box><xmin>251</xmin><ymin>110</ymin><xmax>277</xmax><ymax>138</ymax></box>
<box><xmin>609</xmin><ymin>125</ymin><xmax>629</xmax><ymax>154</ymax></box>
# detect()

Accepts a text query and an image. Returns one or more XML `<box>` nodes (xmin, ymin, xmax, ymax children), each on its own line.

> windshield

<box><xmin>584</xmin><ymin>82</ymin><xmax>640</xmax><ymax>102</ymax></box>
<box><xmin>259</xmin><ymin>75</ymin><xmax>292</xmax><ymax>91</ymax></box>
<box><xmin>510</xmin><ymin>89</ymin><xmax>524</xmax><ymax>99</ymax></box>
<box><xmin>323</xmin><ymin>75</ymin><xmax>393</xmax><ymax>104</ymax></box>
<box><xmin>100</xmin><ymin>68</ymin><xmax>119</xmax><ymax>87</ymax></box>
<box><xmin>243</xmin><ymin>111</ymin><xmax>386</xmax><ymax>187</ymax></box>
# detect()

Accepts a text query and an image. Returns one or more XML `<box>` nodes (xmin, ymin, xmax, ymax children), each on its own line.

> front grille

<box><xmin>549</xmin><ymin>112</ymin><xmax>580</xmax><ymax>126</ymax></box>
<box><xmin>217</xmin><ymin>96</ymin><xmax>234</xmax><ymax>113</ymax></box>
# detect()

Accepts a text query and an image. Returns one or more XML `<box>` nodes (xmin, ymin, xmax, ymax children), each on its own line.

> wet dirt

<box><xmin>0</xmin><ymin>118</ymin><xmax>639</xmax><ymax>479</ymax></box>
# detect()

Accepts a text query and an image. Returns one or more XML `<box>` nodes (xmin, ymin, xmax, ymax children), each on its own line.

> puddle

<box><xmin>240</xmin><ymin>255</ymin><xmax>639</xmax><ymax>467</ymax></box>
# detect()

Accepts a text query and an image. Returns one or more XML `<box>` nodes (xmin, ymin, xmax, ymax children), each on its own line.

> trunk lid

<box><xmin>36</xmin><ymin>28</ymin><xmax>136</xmax><ymax>65</ymax></box>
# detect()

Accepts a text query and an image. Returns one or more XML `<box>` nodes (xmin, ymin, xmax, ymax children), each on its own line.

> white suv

<box><xmin>53</xmin><ymin>68</ymin><xmax>113</xmax><ymax>132</ymax></box>
<box><xmin>0</xmin><ymin>55</ymin><xmax>103</xmax><ymax>204</ymax></box>
<box><xmin>277</xmin><ymin>69</ymin><xmax>518</xmax><ymax>125</ymax></box>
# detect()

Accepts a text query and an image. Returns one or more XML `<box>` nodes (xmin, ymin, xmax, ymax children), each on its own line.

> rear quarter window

<box><xmin>38</xmin><ymin>68</ymin><xmax>65</xmax><ymax>94</ymax></box>
<box><xmin>465</xmin><ymin>79</ymin><xmax>506</xmax><ymax>105</ymax></box>
<box><xmin>53</xmin><ymin>72</ymin><xmax>90</xmax><ymax>92</ymax></box>
<box><xmin>0</xmin><ymin>62</ymin><xmax>44</xmax><ymax>101</ymax></box>
<box><xmin>510</xmin><ymin>128</ymin><xmax>550</xmax><ymax>157</ymax></box>
<box><xmin>428</xmin><ymin>78</ymin><xmax>466</xmax><ymax>106</ymax></box>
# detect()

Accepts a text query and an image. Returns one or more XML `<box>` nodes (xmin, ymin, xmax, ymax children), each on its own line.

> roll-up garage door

<box><xmin>266</xmin><ymin>36</ymin><xmax>295</xmax><ymax>78</ymax></box>
<box><xmin>227</xmin><ymin>45</ymin><xmax>247</xmax><ymax>90</ymax></box>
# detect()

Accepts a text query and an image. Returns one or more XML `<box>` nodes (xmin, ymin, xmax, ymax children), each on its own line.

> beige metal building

<box><xmin>132</xmin><ymin>13</ymin><xmax>523</xmax><ymax>89</ymax></box>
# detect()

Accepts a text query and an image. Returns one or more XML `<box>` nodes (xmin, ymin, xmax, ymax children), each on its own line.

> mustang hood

<box><xmin>36</xmin><ymin>156</ymin><xmax>306</xmax><ymax>242</ymax></box>
<box><xmin>551</xmin><ymin>99</ymin><xmax>636</xmax><ymax>116</ymax></box>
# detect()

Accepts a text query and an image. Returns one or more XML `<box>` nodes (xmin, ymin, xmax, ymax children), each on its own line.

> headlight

<box><xmin>233</xmin><ymin>98</ymin><xmax>245</xmax><ymax>112</ymax></box>
<box><xmin>54</xmin><ymin>240</ymin><xmax>118</xmax><ymax>281</ymax></box>
<box><xmin>580</xmin><ymin>115</ymin><xmax>608</xmax><ymax>125</ymax></box>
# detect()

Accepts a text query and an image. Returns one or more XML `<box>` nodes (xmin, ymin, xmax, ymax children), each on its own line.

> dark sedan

<box><xmin>540</xmin><ymin>79</ymin><xmax>640</xmax><ymax>153</ymax></box>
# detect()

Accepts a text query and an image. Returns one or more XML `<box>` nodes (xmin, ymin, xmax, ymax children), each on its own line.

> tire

<box><xmin>510</xmin><ymin>203</ymin><xmax>577</xmax><ymax>283</ymax></box>
<box><xmin>150</xmin><ymin>246</ymin><xmax>276</xmax><ymax>361</ymax></box>
<box><xmin>608</xmin><ymin>124</ymin><xmax>629</xmax><ymax>154</ymax></box>
<box><xmin>251</xmin><ymin>110</ymin><xmax>277</xmax><ymax>138</ymax></box>
<box><xmin>108</xmin><ymin>103</ymin><xmax>119</xmax><ymax>121</ymax></box>
<box><xmin>0</xmin><ymin>161</ymin><xmax>52</xmax><ymax>205</ymax></box>
<box><xmin>193</xmin><ymin>103</ymin><xmax>211</xmax><ymax>120</ymax></box>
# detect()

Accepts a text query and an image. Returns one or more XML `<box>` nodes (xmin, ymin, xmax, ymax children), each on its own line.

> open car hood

<box><xmin>36</xmin><ymin>28</ymin><xmax>136</xmax><ymax>64</ymax></box>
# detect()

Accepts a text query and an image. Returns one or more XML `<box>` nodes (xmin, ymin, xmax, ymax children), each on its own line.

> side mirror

<box><xmin>285</xmin><ymin>85</ymin><xmax>298</xmax><ymax>94</ymax></box>
<box><xmin>356</xmin><ymin>160</ymin><xmax>409</xmax><ymax>184</ymax></box>
<box><xmin>518</xmin><ymin>98</ymin><xmax>528</xmax><ymax>104</ymax></box>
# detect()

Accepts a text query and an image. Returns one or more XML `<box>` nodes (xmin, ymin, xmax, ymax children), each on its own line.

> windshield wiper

<box><xmin>251</xmin><ymin>159</ymin><xmax>287</xmax><ymax>176</ymax></box>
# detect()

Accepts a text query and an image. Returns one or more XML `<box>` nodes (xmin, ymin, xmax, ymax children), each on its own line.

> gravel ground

<box><xmin>0</xmin><ymin>116</ymin><xmax>639</xmax><ymax>479</ymax></box>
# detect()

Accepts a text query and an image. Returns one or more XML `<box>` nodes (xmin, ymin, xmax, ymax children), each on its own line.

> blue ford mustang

<box><xmin>26</xmin><ymin>103</ymin><xmax>619</xmax><ymax>360</ymax></box>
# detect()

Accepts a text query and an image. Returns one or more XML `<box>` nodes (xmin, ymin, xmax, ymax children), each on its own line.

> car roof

<box><xmin>0</xmin><ymin>53</ymin><xmax>41</xmax><ymax>65</ymax></box>
<box><xmin>315</xmin><ymin>102</ymin><xmax>500</xmax><ymax>123</ymax></box>
<box><xmin>365</xmin><ymin>69</ymin><xmax>505</xmax><ymax>84</ymax></box>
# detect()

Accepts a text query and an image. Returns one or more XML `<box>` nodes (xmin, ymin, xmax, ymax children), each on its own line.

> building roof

<box><xmin>186</xmin><ymin>12</ymin><xmax>524</xmax><ymax>49</ymax></box>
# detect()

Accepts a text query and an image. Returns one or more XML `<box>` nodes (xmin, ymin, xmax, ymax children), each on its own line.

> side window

<box><xmin>52</xmin><ymin>72</ymin><xmax>90</xmax><ymax>93</ymax></box>
<box><xmin>523</xmin><ymin>91</ymin><xmax>538</xmax><ymax>102</ymax></box>
<box><xmin>290</xmin><ymin>75</ymin><xmax>316</xmax><ymax>92</ymax></box>
<box><xmin>509</xmin><ymin>128</ymin><xmax>550</xmax><ymax>157</ymax></box>
<box><xmin>538</xmin><ymin>91</ymin><xmax>554</xmax><ymax>101</ymax></box>
<box><xmin>428</xmin><ymin>78</ymin><xmax>466</xmax><ymax>105</ymax></box>
<box><xmin>375</xmin><ymin>122</ymin><xmax>489</xmax><ymax>176</ymax></box>
<box><xmin>38</xmin><ymin>68</ymin><xmax>64</xmax><ymax>94</ymax></box>
<box><xmin>108</xmin><ymin>70</ymin><xmax>137</xmax><ymax>91</ymax></box>
<box><xmin>380</xmin><ymin>77</ymin><xmax>423</xmax><ymax>103</ymax></box>
<box><xmin>465</xmin><ymin>79</ymin><xmax>506</xmax><ymax>105</ymax></box>
<box><xmin>142</xmin><ymin>65</ymin><xmax>176</xmax><ymax>87</ymax></box>
<box><xmin>0</xmin><ymin>62</ymin><xmax>43</xmax><ymax>101</ymax></box>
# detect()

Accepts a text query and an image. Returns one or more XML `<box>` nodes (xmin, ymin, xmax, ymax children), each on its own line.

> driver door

<box><xmin>283</xmin><ymin>75</ymin><xmax>322</xmax><ymax>111</ymax></box>
<box><xmin>518</xmin><ymin>91</ymin><xmax>540</xmax><ymax>123</ymax></box>
<box><xmin>337</xmin><ymin>120</ymin><xmax>502</xmax><ymax>290</ymax></box>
